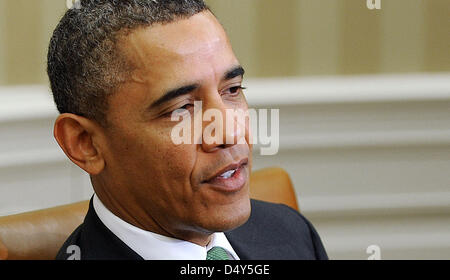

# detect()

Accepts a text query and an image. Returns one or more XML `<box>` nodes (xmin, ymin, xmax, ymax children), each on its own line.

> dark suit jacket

<box><xmin>56</xmin><ymin>199</ymin><xmax>328</xmax><ymax>260</ymax></box>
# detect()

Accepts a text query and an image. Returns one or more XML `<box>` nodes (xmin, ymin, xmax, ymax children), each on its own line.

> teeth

<box><xmin>219</xmin><ymin>169</ymin><xmax>236</xmax><ymax>179</ymax></box>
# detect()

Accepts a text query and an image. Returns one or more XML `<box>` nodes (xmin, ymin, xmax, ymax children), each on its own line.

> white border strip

<box><xmin>244</xmin><ymin>73</ymin><xmax>450</xmax><ymax>106</ymax></box>
<box><xmin>1</xmin><ymin>74</ymin><xmax>449</xmax><ymax>122</ymax></box>
<box><xmin>300</xmin><ymin>192</ymin><xmax>450</xmax><ymax>218</ymax></box>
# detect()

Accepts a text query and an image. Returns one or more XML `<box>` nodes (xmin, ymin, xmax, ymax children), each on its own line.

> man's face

<box><xmin>95</xmin><ymin>11</ymin><xmax>252</xmax><ymax>243</ymax></box>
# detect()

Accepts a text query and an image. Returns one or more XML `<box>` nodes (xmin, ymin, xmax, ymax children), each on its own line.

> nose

<box><xmin>201</xmin><ymin>100</ymin><xmax>246</xmax><ymax>153</ymax></box>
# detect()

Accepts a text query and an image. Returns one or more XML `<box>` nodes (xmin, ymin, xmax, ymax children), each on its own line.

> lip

<box><xmin>202</xmin><ymin>158</ymin><xmax>249</xmax><ymax>193</ymax></box>
<box><xmin>205</xmin><ymin>158</ymin><xmax>249</xmax><ymax>181</ymax></box>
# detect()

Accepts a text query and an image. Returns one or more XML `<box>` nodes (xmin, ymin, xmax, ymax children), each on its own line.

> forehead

<box><xmin>121</xmin><ymin>11</ymin><xmax>237</xmax><ymax>85</ymax></box>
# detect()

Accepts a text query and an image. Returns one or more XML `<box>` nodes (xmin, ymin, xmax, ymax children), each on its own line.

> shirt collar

<box><xmin>93</xmin><ymin>194</ymin><xmax>240</xmax><ymax>260</ymax></box>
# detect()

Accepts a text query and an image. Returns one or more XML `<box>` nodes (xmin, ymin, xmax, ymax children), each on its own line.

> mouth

<box><xmin>202</xmin><ymin>158</ymin><xmax>249</xmax><ymax>193</ymax></box>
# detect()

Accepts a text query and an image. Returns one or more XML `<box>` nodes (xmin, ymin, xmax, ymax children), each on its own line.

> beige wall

<box><xmin>207</xmin><ymin>0</ymin><xmax>450</xmax><ymax>77</ymax></box>
<box><xmin>0</xmin><ymin>0</ymin><xmax>66</xmax><ymax>85</ymax></box>
<box><xmin>0</xmin><ymin>0</ymin><xmax>448</xmax><ymax>85</ymax></box>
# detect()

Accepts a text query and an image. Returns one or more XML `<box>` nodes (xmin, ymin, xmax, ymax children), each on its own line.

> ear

<box><xmin>54</xmin><ymin>113</ymin><xmax>106</xmax><ymax>175</ymax></box>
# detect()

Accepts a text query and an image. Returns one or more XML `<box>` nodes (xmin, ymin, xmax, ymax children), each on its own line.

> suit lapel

<box><xmin>80</xmin><ymin>199</ymin><xmax>143</xmax><ymax>260</ymax></box>
<box><xmin>225</xmin><ymin>199</ymin><xmax>300</xmax><ymax>260</ymax></box>
<box><xmin>81</xmin><ymin>199</ymin><xmax>299</xmax><ymax>260</ymax></box>
<box><xmin>226</xmin><ymin>224</ymin><xmax>297</xmax><ymax>260</ymax></box>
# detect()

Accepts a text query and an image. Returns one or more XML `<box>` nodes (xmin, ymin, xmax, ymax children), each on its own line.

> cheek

<box><xmin>158</xmin><ymin>142</ymin><xmax>197</xmax><ymax>183</ymax></box>
<box><xmin>233</xmin><ymin>98</ymin><xmax>252</xmax><ymax>148</ymax></box>
<box><xmin>126</xmin><ymin>126</ymin><xmax>197</xmax><ymax>185</ymax></box>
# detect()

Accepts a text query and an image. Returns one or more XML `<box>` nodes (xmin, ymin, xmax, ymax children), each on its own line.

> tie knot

<box><xmin>206</xmin><ymin>246</ymin><xmax>230</xmax><ymax>260</ymax></box>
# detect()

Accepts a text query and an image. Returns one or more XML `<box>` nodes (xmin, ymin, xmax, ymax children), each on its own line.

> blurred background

<box><xmin>0</xmin><ymin>0</ymin><xmax>449</xmax><ymax>259</ymax></box>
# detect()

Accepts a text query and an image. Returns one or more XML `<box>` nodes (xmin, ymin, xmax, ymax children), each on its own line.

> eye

<box><xmin>223</xmin><ymin>86</ymin><xmax>246</xmax><ymax>96</ymax></box>
<box><xmin>162</xmin><ymin>103</ymin><xmax>193</xmax><ymax>118</ymax></box>
<box><xmin>179</xmin><ymin>104</ymin><xmax>193</xmax><ymax>110</ymax></box>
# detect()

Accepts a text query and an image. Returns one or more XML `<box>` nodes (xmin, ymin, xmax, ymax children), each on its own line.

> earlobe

<box><xmin>54</xmin><ymin>113</ymin><xmax>105</xmax><ymax>175</ymax></box>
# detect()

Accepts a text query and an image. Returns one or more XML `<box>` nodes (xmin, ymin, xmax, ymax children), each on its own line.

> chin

<box><xmin>201</xmin><ymin>197</ymin><xmax>252</xmax><ymax>233</ymax></box>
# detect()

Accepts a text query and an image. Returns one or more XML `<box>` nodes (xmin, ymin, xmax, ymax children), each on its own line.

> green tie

<box><xmin>206</xmin><ymin>247</ymin><xmax>231</xmax><ymax>260</ymax></box>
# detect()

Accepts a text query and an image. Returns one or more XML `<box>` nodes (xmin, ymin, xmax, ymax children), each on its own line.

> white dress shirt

<box><xmin>93</xmin><ymin>194</ymin><xmax>240</xmax><ymax>260</ymax></box>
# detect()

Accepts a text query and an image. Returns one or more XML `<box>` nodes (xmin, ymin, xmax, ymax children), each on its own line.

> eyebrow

<box><xmin>224</xmin><ymin>65</ymin><xmax>245</xmax><ymax>80</ymax></box>
<box><xmin>148</xmin><ymin>65</ymin><xmax>246</xmax><ymax>110</ymax></box>
<box><xmin>150</xmin><ymin>84</ymin><xmax>199</xmax><ymax>109</ymax></box>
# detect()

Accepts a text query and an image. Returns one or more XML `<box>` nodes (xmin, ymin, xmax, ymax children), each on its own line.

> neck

<box><xmin>93</xmin><ymin>188</ymin><xmax>213</xmax><ymax>247</ymax></box>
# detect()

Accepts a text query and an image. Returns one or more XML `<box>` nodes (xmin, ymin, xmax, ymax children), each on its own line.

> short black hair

<box><xmin>47</xmin><ymin>0</ymin><xmax>209</xmax><ymax>126</ymax></box>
